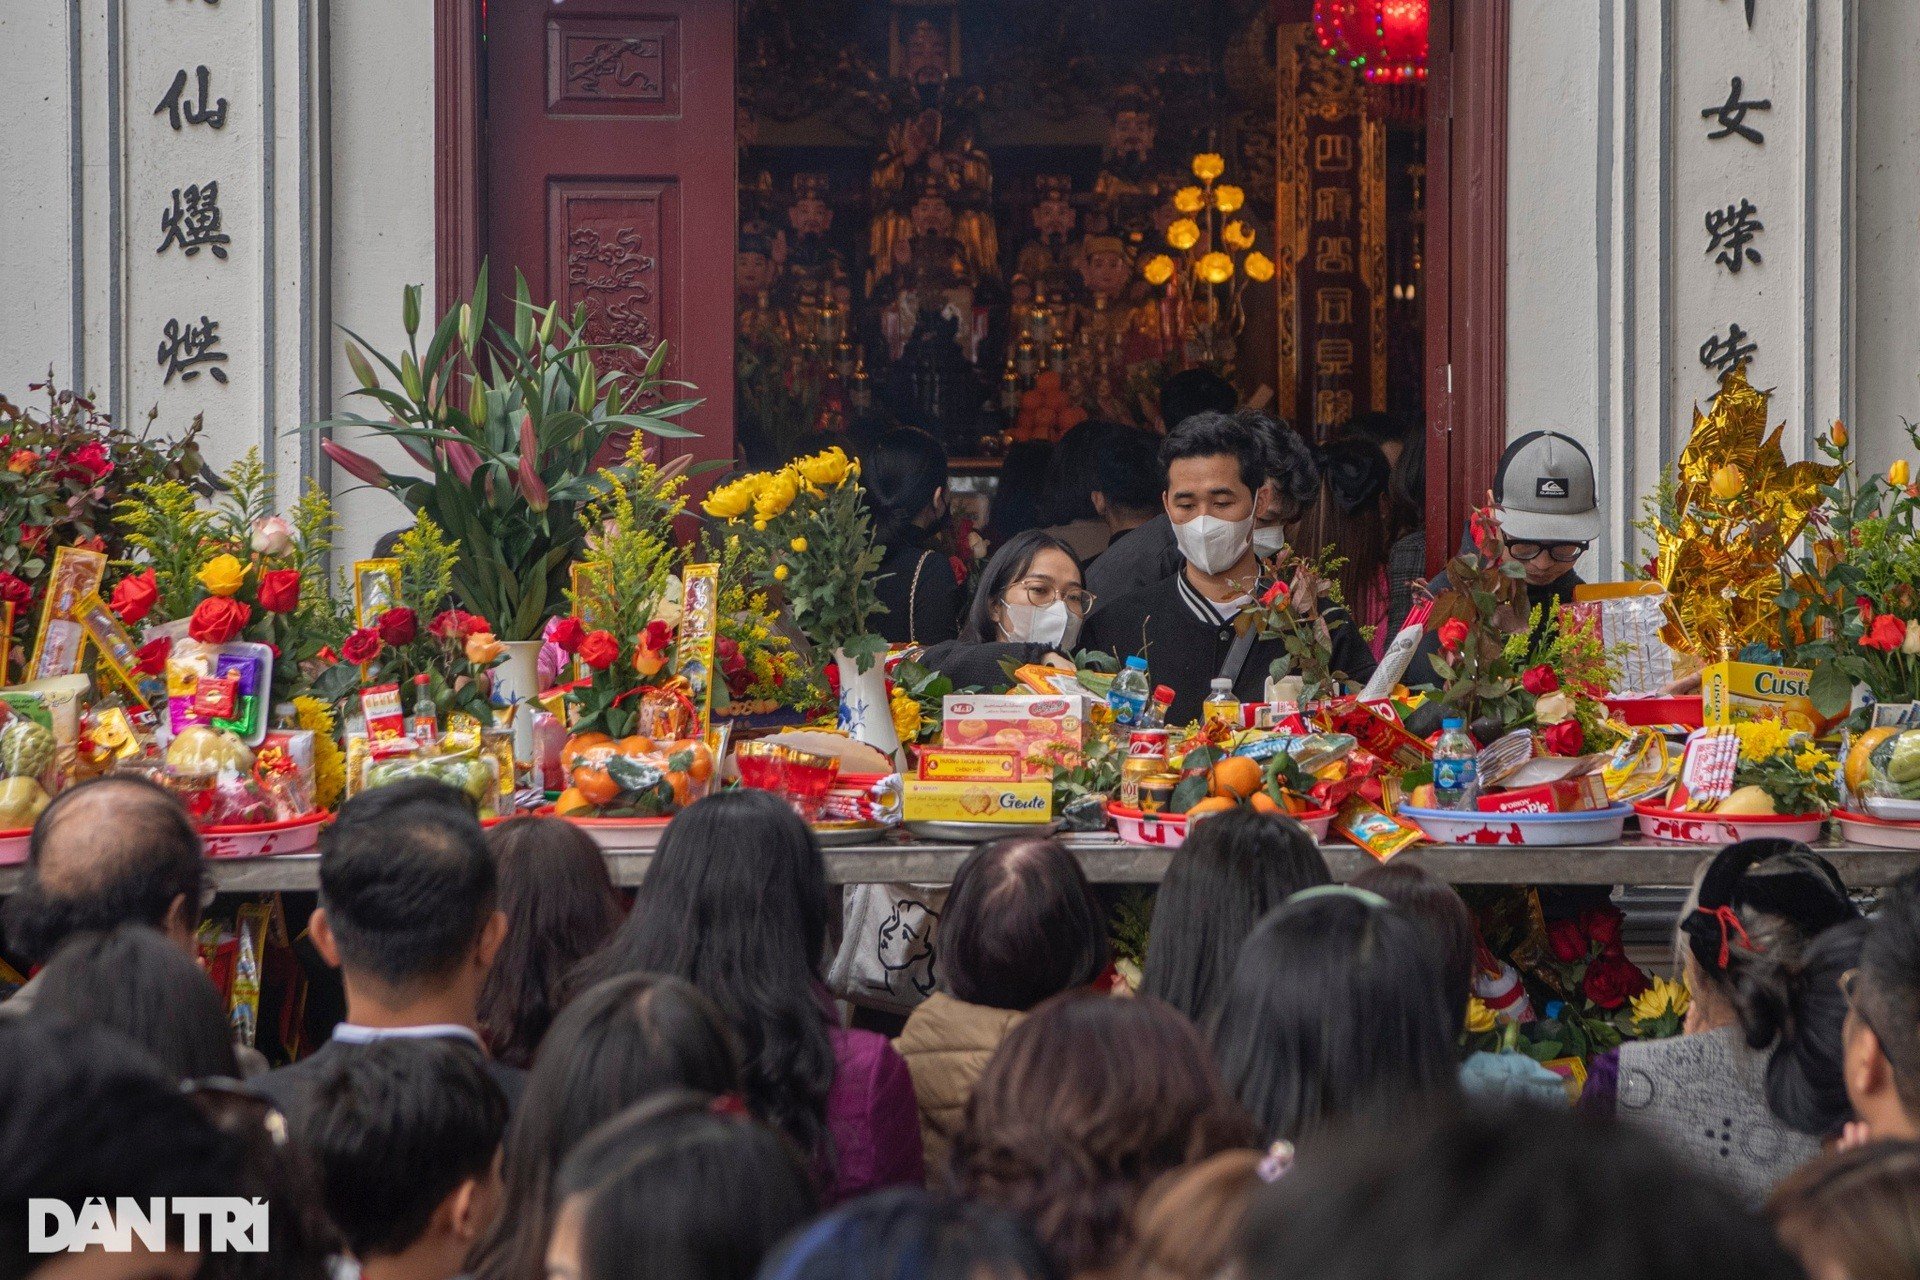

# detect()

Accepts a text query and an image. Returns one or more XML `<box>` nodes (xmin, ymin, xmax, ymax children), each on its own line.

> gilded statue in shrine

<box><xmin>1013</xmin><ymin>176</ymin><xmax>1082</xmax><ymax>304</ymax></box>
<box><xmin>1092</xmin><ymin>84</ymin><xmax>1179</xmax><ymax>250</ymax></box>
<box><xmin>1071</xmin><ymin>233</ymin><xmax>1171</xmax><ymax>417</ymax></box>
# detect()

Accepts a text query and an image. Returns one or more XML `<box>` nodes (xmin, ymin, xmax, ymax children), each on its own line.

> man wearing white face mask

<box><xmin>1085</xmin><ymin>412</ymin><xmax>1376</xmax><ymax>724</ymax></box>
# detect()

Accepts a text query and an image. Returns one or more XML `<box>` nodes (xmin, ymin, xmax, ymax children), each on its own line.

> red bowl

<box><xmin>1603</xmin><ymin>695</ymin><xmax>1704</xmax><ymax>728</ymax></box>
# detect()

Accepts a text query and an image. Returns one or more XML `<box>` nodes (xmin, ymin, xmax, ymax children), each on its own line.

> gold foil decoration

<box><xmin>1656</xmin><ymin>364</ymin><xmax>1842</xmax><ymax>657</ymax></box>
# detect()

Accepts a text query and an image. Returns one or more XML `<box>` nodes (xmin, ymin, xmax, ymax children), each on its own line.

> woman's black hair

<box><xmin>1211</xmin><ymin>893</ymin><xmax>1459</xmax><ymax>1142</ymax></box>
<box><xmin>479</xmin><ymin>817</ymin><xmax>624</xmax><ymax>1068</ymax></box>
<box><xmin>755</xmin><ymin>1188</ymin><xmax>1056</xmax><ymax>1280</ymax></box>
<box><xmin>862</xmin><ymin>427</ymin><xmax>950</xmax><ymax>549</ymax></box>
<box><xmin>1350</xmin><ymin>860</ymin><xmax>1477</xmax><ymax>1039</ymax></box>
<box><xmin>1141</xmin><ymin>810</ymin><xmax>1331</xmax><ymax>1024</ymax></box>
<box><xmin>557</xmin><ymin>1090</ymin><xmax>819</xmax><ymax>1280</ymax></box>
<box><xmin>1318</xmin><ymin>436</ymin><xmax>1391</xmax><ymax>515</ymax></box>
<box><xmin>1763</xmin><ymin>918</ymin><xmax>1868</xmax><ymax>1139</ymax></box>
<box><xmin>1389</xmin><ymin>432</ymin><xmax>1426</xmax><ymax>542</ymax></box>
<box><xmin>939</xmin><ymin>834</ymin><xmax>1110</xmax><ymax>1011</ymax></box>
<box><xmin>960</xmin><ymin>530</ymin><xmax>1081</xmax><ymax>644</ymax></box>
<box><xmin>580</xmin><ymin>790</ymin><xmax>836</xmax><ymax>1162</ymax></box>
<box><xmin>1039</xmin><ymin>420</ymin><xmax>1117</xmax><ymax>527</ymax></box>
<box><xmin>469</xmin><ymin>973</ymin><xmax>742</xmax><ymax>1280</ymax></box>
<box><xmin>1680</xmin><ymin>838</ymin><xmax>1858</xmax><ymax>1047</ymax></box>
<box><xmin>1301</xmin><ymin>435</ymin><xmax>1393</xmax><ymax>618</ymax></box>
<box><xmin>35</xmin><ymin>923</ymin><xmax>240</xmax><ymax>1081</ymax></box>
<box><xmin>986</xmin><ymin>442</ymin><xmax>1053</xmax><ymax>543</ymax></box>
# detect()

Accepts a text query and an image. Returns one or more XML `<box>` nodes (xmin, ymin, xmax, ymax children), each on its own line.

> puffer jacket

<box><xmin>893</xmin><ymin>992</ymin><xmax>1025</xmax><ymax>1181</ymax></box>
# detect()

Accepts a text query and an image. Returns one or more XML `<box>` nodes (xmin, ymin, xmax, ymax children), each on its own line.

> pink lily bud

<box><xmin>321</xmin><ymin>439</ymin><xmax>391</xmax><ymax>489</ymax></box>
<box><xmin>442</xmin><ymin>439</ymin><xmax>483</xmax><ymax>483</ymax></box>
<box><xmin>517</xmin><ymin>449</ymin><xmax>549</xmax><ymax>512</ymax></box>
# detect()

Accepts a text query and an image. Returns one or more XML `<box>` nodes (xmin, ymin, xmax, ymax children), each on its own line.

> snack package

<box><xmin>901</xmin><ymin>779</ymin><xmax>1053</xmax><ymax>824</ymax></box>
<box><xmin>941</xmin><ymin>694</ymin><xmax>1090</xmax><ymax>769</ymax></box>
<box><xmin>1701</xmin><ymin>661</ymin><xmax>1834</xmax><ymax>735</ymax></box>
<box><xmin>1332</xmin><ymin>795</ymin><xmax>1423</xmax><ymax>861</ymax></box>
<box><xmin>29</xmin><ymin>545</ymin><xmax>107</xmax><ymax>680</ymax></box>
<box><xmin>1671</xmin><ymin>726</ymin><xmax>1740</xmax><ymax>810</ymax></box>
<box><xmin>257</xmin><ymin>730</ymin><xmax>317</xmax><ymax>819</ymax></box>
<box><xmin>1860</xmin><ymin>728</ymin><xmax>1920</xmax><ymax>820</ymax></box>
<box><xmin>362</xmin><ymin>746</ymin><xmax>502</xmax><ymax>819</ymax></box>
<box><xmin>1320</xmin><ymin>698</ymin><xmax>1431</xmax><ymax>771</ymax></box>
<box><xmin>916</xmin><ymin>747</ymin><xmax>1024</xmax><ymax>783</ymax></box>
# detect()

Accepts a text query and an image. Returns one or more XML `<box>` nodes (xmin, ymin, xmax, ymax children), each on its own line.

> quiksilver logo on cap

<box><xmin>1536</xmin><ymin>477</ymin><xmax>1569</xmax><ymax>499</ymax></box>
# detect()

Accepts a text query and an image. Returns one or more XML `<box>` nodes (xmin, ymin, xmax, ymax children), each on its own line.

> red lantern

<box><xmin>1313</xmin><ymin>0</ymin><xmax>1429</xmax><ymax>85</ymax></box>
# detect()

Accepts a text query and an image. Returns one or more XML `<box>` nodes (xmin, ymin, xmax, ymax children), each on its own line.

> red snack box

<box><xmin>1320</xmin><ymin>697</ymin><xmax>1432</xmax><ymax>771</ymax></box>
<box><xmin>1476</xmin><ymin>774</ymin><xmax>1609</xmax><ymax>815</ymax></box>
<box><xmin>917</xmin><ymin>747</ymin><xmax>1024</xmax><ymax>783</ymax></box>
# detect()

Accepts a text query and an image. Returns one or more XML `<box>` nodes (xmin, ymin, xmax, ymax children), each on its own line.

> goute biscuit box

<box><xmin>901</xmin><ymin>780</ymin><xmax>1053</xmax><ymax>824</ymax></box>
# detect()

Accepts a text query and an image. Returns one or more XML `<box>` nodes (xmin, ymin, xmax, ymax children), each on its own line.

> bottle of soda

<box><xmin>411</xmin><ymin>673</ymin><xmax>439</xmax><ymax>748</ymax></box>
<box><xmin>1109</xmin><ymin>656</ymin><xmax>1151</xmax><ymax>727</ymax></box>
<box><xmin>1432</xmin><ymin>717</ymin><xmax>1479</xmax><ymax>810</ymax></box>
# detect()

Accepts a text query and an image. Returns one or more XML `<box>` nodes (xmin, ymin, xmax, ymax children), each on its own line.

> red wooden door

<box><xmin>483</xmin><ymin>0</ymin><xmax>736</xmax><ymax>469</ymax></box>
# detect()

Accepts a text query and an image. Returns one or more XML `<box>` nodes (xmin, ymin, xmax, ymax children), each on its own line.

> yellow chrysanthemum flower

<box><xmin>293</xmin><ymin>696</ymin><xmax>346</xmax><ymax>811</ymax></box>
<box><xmin>1191</xmin><ymin>152</ymin><xmax>1226</xmax><ymax>182</ymax></box>
<box><xmin>1221</xmin><ymin>220</ymin><xmax>1255</xmax><ymax>251</ymax></box>
<box><xmin>1173</xmin><ymin>186</ymin><xmax>1206</xmax><ymax>215</ymax></box>
<box><xmin>754</xmin><ymin>469</ymin><xmax>800</xmax><ymax>520</ymax></box>
<box><xmin>1194</xmin><ymin>251</ymin><xmax>1234</xmax><ymax>285</ymax></box>
<box><xmin>891</xmin><ymin>687</ymin><xmax>922</xmax><ymax>742</ymax></box>
<box><xmin>794</xmin><ymin>447</ymin><xmax>851</xmax><ymax>490</ymax></box>
<box><xmin>196</xmin><ymin>553</ymin><xmax>248</xmax><ymax>598</ymax></box>
<box><xmin>1141</xmin><ymin>254</ymin><xmax>1176</xmax><ymax>286</ymax></box>
<box><xmin>1464</xmin><ymin>996</ymin><xmax>1497</xmax><ymax>1035</ymax></box>
<box><xmin>1166</xmin><ymin>219</ymin><xmax>1201</xmax><ymax>252</ymax></box>
<box><xmin>702</xmin><ymin>474</ymin><xmax>761</xmax><ymax>521</ymax></box>
<box><xmin>1243</xmin><ymin>251</ymin><xmax>1276</xmax><ymax>283</ymax></box>
<box><xmin>1630</xmin><ymin>975</ymin><xmax>1690</xmax><ymax>1025</ymax></box>
<box><xmin>1214</xmin><ymin>183</ymin><xmax>1246</xmax><ymax>214</ymax></box>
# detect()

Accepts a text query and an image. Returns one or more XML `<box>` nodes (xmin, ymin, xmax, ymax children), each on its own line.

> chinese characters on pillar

<box><xmin>1697</xmin><ymin>56</ymin><xmax>1772</xmax><ymax>377</ymax></box>
<box><xmin>151</xmin><ymin>57</ymin><xmax>231</xmax><ymax>387</ymax></box>
<box><xmin>1296</xmin><ymin>101</ymin><xmax>1371</xmax><ymax>435</ymax></box>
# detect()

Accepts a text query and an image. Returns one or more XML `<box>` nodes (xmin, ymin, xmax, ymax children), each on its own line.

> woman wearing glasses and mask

<box><xmin>913</xmin><ymin>531</ymin><xmax>1093</xmax><ymax>690</ymax></box>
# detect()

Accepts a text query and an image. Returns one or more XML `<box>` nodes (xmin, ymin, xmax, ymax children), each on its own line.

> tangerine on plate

<box><xmin>570</xmin><ymin>764</ymin><xmax>621</xmax><ymax>807</ymax></box>
<box><xmin>1184</xmin><ymin>795</ymin><xmax>1237</xmax><ymax>818</ymax></box>
<box><xmin>554</xmin><ymin>787</ymin><xmax>594</xmax><ymax>817</ymax></box>
<box><xmin>561</xmin><ymin>732</ymin><xmax>612</xmax><ymax>772</ymax></box>
<box><xmin>617</xmin><ymin>734</ymin><xmax>657</xmax><ymax>756</ymax></box>
<box><xmin>1210</xmin><ymin>755</ymin><xmax>1263</xmax><ymax>800</ymax></box>
<box><xmin>1248</xmin><ymin>790</ymin><xmax>1284</xmax><ymax>815</ymax></box>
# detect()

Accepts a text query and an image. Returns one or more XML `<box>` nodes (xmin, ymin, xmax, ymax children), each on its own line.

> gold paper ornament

<box><xmin>1655</xmin><ymin>364</ymin><xmax>1842</xmax><ymax>658</ymax></box>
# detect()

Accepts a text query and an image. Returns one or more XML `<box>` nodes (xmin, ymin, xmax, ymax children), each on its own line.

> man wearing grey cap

<box><xmin>1402</xmin><ymin>430</ymin><xmax>1601</xmax><ymax>690</ymax></box>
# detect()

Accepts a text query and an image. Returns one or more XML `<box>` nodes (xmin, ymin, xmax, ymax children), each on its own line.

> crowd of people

<box><xmin>7</xmin><ymin>769</ymin><xmax>1920</xmax><ymax>1280</ymax></box>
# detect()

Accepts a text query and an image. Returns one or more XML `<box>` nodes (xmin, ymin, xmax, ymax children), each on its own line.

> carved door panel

<box><xmin>484</xmin><ymin>0</ymin><xmax>736</xmax><ymax>467</ymax></box>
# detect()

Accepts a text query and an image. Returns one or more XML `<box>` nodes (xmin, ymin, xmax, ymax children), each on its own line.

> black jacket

<box><xmin>873</xmin><ymin>526</ymin><xmax>963</xmax><ymax>646</ymax></box>
<box><xmin>916</xmin><ymin>640</ymin><xmax>1055</xmax><ymax>691</ymax></box>
<box><xmin>1084</xmin><ymin>571</ymin><xmax>1378</xmax><ymax>725</ymax></box>
<box><xmin>252</xmin><ymin>1033</ymin><xmax>525</xmax><ymax>1126</ymax></box>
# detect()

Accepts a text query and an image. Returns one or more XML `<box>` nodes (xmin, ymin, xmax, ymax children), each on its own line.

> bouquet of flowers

<box><xmin>1718</xmin><ymin>720</ymin><xmax>1838</xmax><ymax>816</ymax></box>
<box><xmin>1244</xmin><ymin>546</ymin><xmax>1361</xmax><ymax>705</ymax></box>
<box><xmin>704</xmin><ymin>532</ymin><xmax>814</xmax><ymax>716</ymax></box>
<box><xmin>1784</xmin><ymin>419</ymin><xmax>1920</xmax><ymax>718</ymax></box>
<box><xmin>113</xmin><ymin>451</ymin><xmax>349</xmax><ymax>705</ymax></box>
<box><xmin>320</xmin><ymin>514</ymin><xmax>504</xmax><ymax>721</ymax></box>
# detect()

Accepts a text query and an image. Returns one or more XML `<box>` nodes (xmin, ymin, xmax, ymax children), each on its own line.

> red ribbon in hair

<box><xmin>1696</xmin><ymin>904</ymin><xmax>1756</xmax><ymax>968</ymax></box>
<box><xmin>709</xmin><ymin>1092</ymin><xmax>749</xmax><ymax>1117</ymax></box>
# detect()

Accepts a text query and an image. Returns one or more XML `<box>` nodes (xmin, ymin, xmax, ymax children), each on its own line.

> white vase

<box><xmin>835</xmin><ymin>646</ymin><xmax>904</xmax><ymax>768</ymax></box>
<box><xmin>495</xmin><ymin>639</ymin><xmax>544</xmax><ymax>775</ymax></box>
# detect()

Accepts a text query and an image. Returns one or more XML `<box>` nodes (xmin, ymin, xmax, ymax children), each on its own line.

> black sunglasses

<box><xmin>1507</xmin><ymin>540</ymin><xmax>1589</xmax><ymax>564</ymax></box>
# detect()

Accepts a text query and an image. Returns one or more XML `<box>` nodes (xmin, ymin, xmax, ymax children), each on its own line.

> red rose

<box><xmin>1521</xmin><ymin>664</ymin><xmax>1560</xmax><ymax>695</ymax></box>
<box><xmin>824</xmin><ymin>662</ymin><xmax>841</xmax><ymax>696</ymax></box>
<box><xmin>0</xmin><ymin>574</ymin><xmax>31</xmax><ymax>611</ymax></box>
<box><xmin>717</xmin><ymin>635</ymin><xmax>748</xmax><ymax>693</ymax></box>
<box><xmin>134</xmin><ymin>637</ymin><xmax>172</xmax><ymax>677</ymax></box>
<box><xmin>1579</xmin><ymin>905</ymin><xmax>1626</xmax><ymax>955</ymax></box>
<box><xmin>111</xmin><ymin>570</ymin><xmax>160</xmax><ymax>623</ymax></box>
<box><xmin>188</xmin><ymin>596</ymin><xmax>252</xmax><ymax>644</ymax></box>
<box><xmin>341</xmin><ymin>627</ymin><xmax>383</xmax><ymax>665</ymax></box>
<box><xmin>578</xmin><ymin>629</ymin><xmax>620</xmax><ymax>670</ymax></box>
<box><xmin>1438</xmin><ymin>617</ymin><xmax>1470</xmax><ymax>653</ymax></box>
<box><xmin>549</xmin><ymin>616</ymin><xmax>586</xmax><ymax>653</ymax></box>
<box><xmin>641</xmin><ymin>619</ymin><xmax>675</xmax><ymax>654</ymax></box>
<box><xmin>1546</xmin><ymin>917</ymin><xmax>1588</xmax><ymax>964</ymax></box>
<box><xmin>1862</xmin><ymin>614</ymin><xmax>1908</xmax><ymax>652</ymax></box>
<box><xmin>257</xmin><ymin>569</ymin><xmax>301</xmax><ymax>615</ymax></box>
<box><xmin>18</xmin><ymin>526</ymin><xmax>47</xmax><ymax>554</ymax></box>
<box><xmin>316</xmin><ymin>645</ymin><xmax>341</xmax><ymax>664</ymax></box>
<box><xmin>1261</xmin><ymin>580</ymin><xmax>1291</xmax><ymax>607</ymax></box>
<box><xmin>460</xmin><ymin>612</ymin><xmax>491</xmax><ymax>637</ymax></box>
<box><xmin>1581</xmin><ymin>953</ymin><xmax>1652</xmax><ymax>1011</ymax></box>
<box><xmin>65</xmin><ymin>440</ymin><xmax>112</xmax><ymax>481</ymax></box>
<box><xmin>377</xmin><ymin>607</ymin><xmax>418</xmax><ymax>647</ymax></box>
<box><xmin>1542</xmin><ymin>720</ymin><xmax>1585</xmax><ymax>757</ymax></box>
<box><xmin>1858</xmin><ymin>596</ymin><xmax>1876</xmax><ymax>624</ymax></box>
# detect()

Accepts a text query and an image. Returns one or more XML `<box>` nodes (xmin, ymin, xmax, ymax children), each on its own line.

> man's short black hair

<box><xmin>1094</xmin><ymin>425</ymin><xmax>1164</xmax><ymax>514</ymax></box>
<box><xmin>1160</xmin><ymin>410</ymin><xmax>1275</xmax><ymax>497</ymax></box>
<box><xmin>1157</xmin><ymin>367</ymin><xmax>1237</xmax><ymax>431</ymax></box>
<box><xmin>1</xmin><ymin>773</ymin><xmax>205</xmax><ymax>964</ymax></box>
<box><xmin>1859</xmin><ymin>870</ymin><xmax>1920</xmax><ymax>1115</ymax></box>
<box><xmin>1240</xmin><ymin>1105</ymin><xmax>1801</xmax><ymax>1280</ymax></box>
<box><xmin>940</xmin><ymin>835</ymin><xmax>1111</xmax><ymax>1012</ymax></box>
<box><xmin>0</xmin><ymin>1015</ymin><xmax>240</xmax><ymax>1264</ymax></box>
<box><xmin>296</xmin><ymin>1037</ymin><xmax>507</xmax><ymax>1259</ymax></box>
<box><xmin>319</xmin><ymin>779</ymin><xmax>496</xmax><ymax>987</ymax></box>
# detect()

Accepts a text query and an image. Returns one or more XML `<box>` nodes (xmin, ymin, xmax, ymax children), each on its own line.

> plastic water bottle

<box><xmin>1432</xmin><ymin>717</ymin><xmax>1479</xmax><ymax>810</ymax></box>
<box><xmin>1109</xmin><ymin>656</ymin><xmax>1151</xmax><ymax>727</ymax></box>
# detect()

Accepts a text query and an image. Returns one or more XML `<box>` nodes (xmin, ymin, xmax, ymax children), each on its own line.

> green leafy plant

<box><xmin>309</xmin><ymin>265</ymin><xmax>703</xmax><ymax>640</ymax></box>
<box><xmin>1247</xmin><ymin>544</ymin><xmax>1361</xmax><ymax>704</ymax></box>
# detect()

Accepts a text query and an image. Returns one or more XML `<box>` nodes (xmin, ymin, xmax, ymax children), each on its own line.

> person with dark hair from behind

<box><xmin>864</xmin><ymin>427</ymin><xmax>963</xmax><ymax>646</ymax></box>
<box><xmin>1088</xmin><ymin>423</ymin><xmax>1163</xmax><ymax>549</ymax></box>
<box><xmin>1119</xmin><ymin>1150</ymin><xmax>1265</xmax><ymax>1280</ymax></box>
<box><xmin>913</xmin><ymin>530</ymin><xmax>1090</xmax><ymax>690</ymax></box>
<box><xmin>894</xmin><ymin>834</ymin><xmax>1110</xmax><ymax>1176</ymax></box>
<box><xmin>1212</xmin><ymin>886</ymin><xmax>1459</xmax><ymax>1144</ymax></box>
<box><xmin>582</xmin><ymin>789</ymin><xmax>923</xmax><ymax>1202</ymax></box>
<box><xmin>191</xmin><ymin>1076</ymin><xmax>339</xmax><ymax>1280</ymax></box>
<box><xmin>1155</xmin><ymin>367</ymin><xmax>1237</xmax><ymax>434</ymax></box>
<box><xmin>1140</xmin><ymin>809</ymin><xmax>1329</xmax><ymax>1025</ymax></box>
<box><xmin>255</xmin><ymin>779</ymin><xmax>519</xmax><ymax>1119</ymax></box>
<box><xmin>985</xmin><ymin>441</ymin><xmax>1053</xmax><ymax>547</ymax></box>
<box><xmin>1768</xmin><ymin>1141</ymin><xmax>1920</xmax><ymax>1280</ymax></box>
<box><xmin>469</xmin><ymin>973</ymin><xmax>742</xmax><ymax>1280</ymax></box>
<box><xmin>754</xmin><ymin>1188</ymin><xmax>1055</xmax><ymax>1280</ymax></box>
<box><xmin>0</xmin><ymin>773</ymin><xmax>205</xmax><ymax>1012</ymax></box>
<box><xmin>1298</xmin><ymin>434</ymin><xmax>1394</xmax><ymax>658</ymax></box>
<box><xmin>298</xmin><ymin>1037</ymin><xmax>507</xmax><ymax>1280</ymax></box>
<box><xmin>1384</xmin><ymin>432</ymin><xmax>1428</xmax><ymax>636</ymax></box>
<box><xmin>1084</xmin><ymin>411</ymin><xmax>1374</xmax><ymax>723</ymax></box>
<box><xmin>477</xmin><ymin>818</ymin><xmax>623</xmax><ymax>1070</ymax></box>
<box><xmin>1578</xmin><ymin>838</ymin><xmax>1858</xmax><ymax>1203</ymax></box>
<box><xmin>0</xmin><ymin>1015</ymin><xmax>241</xmax><ymax>1275</ymax></box>
<box><xmin>1844</xmin><ymin>869</ymin><xmax>1920</xmax><ymax>1144</ymax></box>
<box><xmin>1040</xmin><ymin>419</ymin><xmax>1120</xmax><ymax>564</ymax></box>
<box><xmin>952</xmin><ymin>991</ymin><xmax>1254</xmax><ymax>1279</ymax></box>
<box><xmin>35</xmin><ymin>923</ymin><xmax>241</xmax><ymax>1081</ymax></box>
<box><xmin>547</xmin><ymin>1090</ymin><xmax>818</xmax><ymax>1280</ymax></box>
<box><xmin>1239</xmin><ymin>1105</ymin><xmax>1803</xmax><ymax>1280</ymax></box>
<box><xmin>1350</xmin><ymin>861</ymin><xmax>1568</xmax><ymax>1106</ymax></box>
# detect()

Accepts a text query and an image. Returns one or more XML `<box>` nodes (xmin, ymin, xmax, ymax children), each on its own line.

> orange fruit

<box><xmin>1210</xmin><ymin>756</ymin><xmax>1264</xmax><ymax>801</ymax></box>
<box><xmin>554</xmin><ymin>787</ymin><xmax>594</xmax><ymax>817</ymax></box>
<box><xmin>616</xmin><ymin>734</ymin><xmax>657</xmax><ymax>757</ymax></box>
<box><xmin>665</xmin><ymin>770</ymin><xmax>693</xmax><ymax>809</ymax></box>
<box><xmin>571</xmin><ymin>764</ymin><xmax>620</xmax><ymax>807</ymax></box>
<box><xmin>1248</xmin><ymin>790</ymin><xmax>1284</xmax><ymax>815</ymax></box>
<box><xmin>669</xmin><ymin>739</ymin><xmax>715</xmax><ymax>782</ymax></box>
<box><xmin>561</xmin><ymin>732</ymin><xmax>612</xmax><ymax>772</ymax></box>
<box><xmin>1184</xmin><ymin>796</ymin><xmax>1237</xmax><ymax>818</ymax></box>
